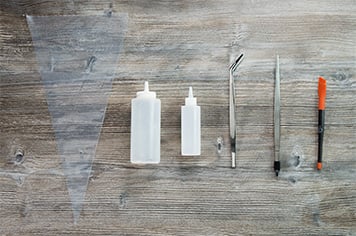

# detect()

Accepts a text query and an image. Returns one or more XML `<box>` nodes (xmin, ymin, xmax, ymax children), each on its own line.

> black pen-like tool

<box><xmin>317</xmin><ymin>77</ymin><xmax>326</xmax><ymax>170</ymax></box>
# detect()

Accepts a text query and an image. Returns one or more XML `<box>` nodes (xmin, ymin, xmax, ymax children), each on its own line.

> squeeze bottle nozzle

<box><xmin>185</xmin><ymin>86</ymin><xmax>197</xmax><ymax>106</ymax></box>
<box><xmin>136</xmin><ymin>81</ymin><xmax>156</xmax><ymax>98</ymax></box>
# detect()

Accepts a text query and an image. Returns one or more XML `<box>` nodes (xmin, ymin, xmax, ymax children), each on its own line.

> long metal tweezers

<box><xmin>274</xmin><ymin>55</ymin><xmax>281</xmax><ymax>176</ymax></box>
<box><xmin>229</xmin><ymin>53</ymin><xmax>244</xmax><ymax>168</ymax></box>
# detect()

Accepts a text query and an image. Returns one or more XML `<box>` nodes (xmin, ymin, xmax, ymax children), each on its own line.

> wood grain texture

<box><xmin>1</xmin><ymin>0</ymin><xmax>355</xmax><ymax>235</ymax></box>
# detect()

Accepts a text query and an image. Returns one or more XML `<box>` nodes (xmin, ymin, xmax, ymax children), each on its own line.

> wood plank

<box><xmin>0</xmin><ymin>0</ymin><xmax>355</xmax><ymax>235</ymax></box>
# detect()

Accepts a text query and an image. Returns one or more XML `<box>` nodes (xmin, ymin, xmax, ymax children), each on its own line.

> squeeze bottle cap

<box><xmin>137</xmin><ymin>81</ymin><xmax>156</xmax><ymax>98</ymax></box>
<box><xmin>185</xmin><ymin>87</ymin><xmax>197</xmax><ymax>106</ymax></box>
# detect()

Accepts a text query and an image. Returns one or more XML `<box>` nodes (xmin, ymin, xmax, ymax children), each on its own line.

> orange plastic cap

<box><xmin>317</xmin><ymin>162</ymin><xmax>322</xmax><ymax>170</ymax></box>
<box><xmin>318</xmin><ymin>77</ymin><xmax>327</xmax><ymax>110</ymax></box>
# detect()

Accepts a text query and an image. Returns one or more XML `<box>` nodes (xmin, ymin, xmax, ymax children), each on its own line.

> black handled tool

<box><xmin>317</xmin><ymin>77</ymin><xmax>327</xmax><ymax>170</ymax></box>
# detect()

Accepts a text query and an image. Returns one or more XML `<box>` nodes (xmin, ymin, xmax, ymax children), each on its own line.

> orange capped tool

<box><xmin>317</xmin><ymin>77</ymin><xmax>327</xmax><ymax>170</ymax></box>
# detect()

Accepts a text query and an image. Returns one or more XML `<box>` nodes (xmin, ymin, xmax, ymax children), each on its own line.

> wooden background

<box><xmin>0</xmin><ymin>0</ymin><xmax>355</xmax><ymax>235</ymax></box>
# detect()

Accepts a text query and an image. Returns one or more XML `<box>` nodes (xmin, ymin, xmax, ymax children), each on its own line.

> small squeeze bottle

<box><xmin>181</xmin><ymin>87</ymin><xmax>201</xmax><ymax>156</ymax></box>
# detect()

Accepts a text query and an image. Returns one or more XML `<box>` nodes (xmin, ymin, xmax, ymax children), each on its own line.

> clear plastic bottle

<box><xmin>181</xmin><ymin>87</ymin><xmax>201</xmax><ymax>156</ymax></box>
<box><xmin>130</xmin><ymin>81</ymin><xmax>161</xmax><ymax>163</ymax></box>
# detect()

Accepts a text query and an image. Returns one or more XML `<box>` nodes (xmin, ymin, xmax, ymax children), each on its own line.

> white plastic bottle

<box><xmin>130</xmin><ymin>81</ymin><xmax>161</xmax><ymax>163</ymax></box>
<box><xmin>181</xmin><ymin>87</ymin><xmax>201</xmax><ymax>156</ymax></box>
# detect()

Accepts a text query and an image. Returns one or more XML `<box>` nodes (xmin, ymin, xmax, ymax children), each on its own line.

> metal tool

<box><xmin>229</xmin><ymin>53</ymin><xmax>244</xmax><ymax>168</ymax></box>
<box><xmin>274</xmin><ymin>55</ymin><xmax>281</xmax><ymax>176</ymax></box>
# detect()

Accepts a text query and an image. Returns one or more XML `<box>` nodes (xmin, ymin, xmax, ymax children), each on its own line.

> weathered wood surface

<box><xmin>0</xmin><ymin>0</ymin><xmax>355</xmax><ymax>235</ymax></box>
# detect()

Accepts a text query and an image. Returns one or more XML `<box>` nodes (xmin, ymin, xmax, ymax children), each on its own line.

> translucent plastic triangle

<box><xmin>27</xmin><ymin>14</ymin><xmax>127</xmax><ymax>223</ymax></box>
